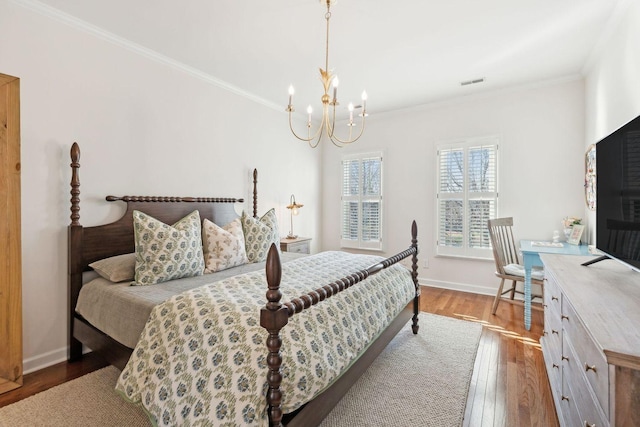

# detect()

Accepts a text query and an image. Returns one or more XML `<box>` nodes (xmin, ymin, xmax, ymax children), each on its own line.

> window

<box><xmin>437</xmin><ymin>137</ymin><xmax>498</xmax><ymax>258</ymax></box>
<box><xmin>341</xmin><ymin>152</ymin><xmax>383</xmax><ymax>250</ymax></box>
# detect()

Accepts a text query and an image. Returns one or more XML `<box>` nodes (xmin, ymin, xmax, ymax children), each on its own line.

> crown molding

<box><xmin>10</xmin><ymin>0</ymin><xmax>282</xmax><ymax>112</ymax></box>
<box><xmin>375</xmin><ymin>74</ymin><xmax>584</xmax><ymax>118</ymax></box>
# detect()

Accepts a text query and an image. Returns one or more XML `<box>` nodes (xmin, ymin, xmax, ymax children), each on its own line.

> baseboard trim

<box><xmin>419</xmin><ymin>277</ymin><xmax>497</xmax><ymax>297</ymax></box>
<box><xmin>23</xmin><ymin>347</ymin><xmax>68</xmax><ymax>375</ymax></box>
<box><xmin>23</xmin><ymin>346</ymin><xmax>92</xmax><ymax>374</ymax></box>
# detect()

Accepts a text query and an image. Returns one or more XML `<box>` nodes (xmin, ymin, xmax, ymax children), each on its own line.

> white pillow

<box><xmin>202</xmin><ymin>218</ymin><xmax>248</xmax><ymax>273</ymax></box>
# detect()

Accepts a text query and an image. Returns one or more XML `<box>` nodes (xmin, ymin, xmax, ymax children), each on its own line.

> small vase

<box><xmin>564</xmin><ymin>227</ymin><xmax>572</xmax><ymax>241</ymax></box>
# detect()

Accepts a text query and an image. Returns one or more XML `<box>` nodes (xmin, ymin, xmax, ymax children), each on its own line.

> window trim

<box><xmin>436</xmin><ymin>137</ymin><xmax>499</xmax><ymax>259</ymax></box>
<box><xmin>340</xmin><ymin>151</ymin><xmax>384</xmax><ymax>251</ymax></box>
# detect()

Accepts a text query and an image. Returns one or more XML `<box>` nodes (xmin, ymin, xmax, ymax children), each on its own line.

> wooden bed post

<box><xmin>253</xmin><ymin>168</ymin><xmax>258</xmax><ymax>218</ymax></box>
<box><xmin>411</xmin><ymin>220</ymin><xmax>420</xmax><ymax>334</ymax></box>
<box><xmin>260</xmin><ymin>244</ymin><xmax>289</xmax><ymax>426</ymax></box>
<box><xmin>68</xmin><ymin>142</ymin><xmax>83</xmax><ymax>361</ymax></box>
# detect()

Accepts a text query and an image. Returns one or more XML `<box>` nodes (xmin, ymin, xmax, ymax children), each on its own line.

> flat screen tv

<box><xmin>587</xmin><ymin>113</ymin><xmax>640</xmax><ymax>271</ymax></box>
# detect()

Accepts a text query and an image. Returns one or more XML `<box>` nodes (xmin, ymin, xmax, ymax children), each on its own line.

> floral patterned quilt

<box><xmin>115</xmin><ymin>251</ymin><xmax>416</xmax><ymax>426</ymax></box>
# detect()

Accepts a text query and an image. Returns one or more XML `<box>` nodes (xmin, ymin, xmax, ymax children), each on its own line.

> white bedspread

<box><xmin>115</xmin><ymin>251</ymin><xmax>415</xmax><ymax>426</ymax></box>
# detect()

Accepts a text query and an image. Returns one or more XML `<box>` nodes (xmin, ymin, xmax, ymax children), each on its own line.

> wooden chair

<box><xmin>487</xmin><ymin>217</ymin><xmax>544</xmax><ymax>315</ymax></box>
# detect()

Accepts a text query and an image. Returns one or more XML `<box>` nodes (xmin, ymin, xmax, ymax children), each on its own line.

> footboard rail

<box><xmin>260</xmin><ymin>221</ymin><xmax>419</xmax><ymax>426</ymax></box>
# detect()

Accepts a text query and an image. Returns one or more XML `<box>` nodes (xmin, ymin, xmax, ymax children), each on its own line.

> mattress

<box><xmin>75</xmin><ymin>252</ymin><xmax>305</xmax><ymax>348</ymax></box>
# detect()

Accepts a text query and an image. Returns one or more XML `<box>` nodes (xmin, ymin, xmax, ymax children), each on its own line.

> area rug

<box><xmin>0</xmin><ymin>313</ymin><xmax>482</xmax><ymax>427</ymax></box>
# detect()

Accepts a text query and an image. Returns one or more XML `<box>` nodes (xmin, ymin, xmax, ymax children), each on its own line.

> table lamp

<box><xmin>286</xmin><ymin>194</ymin><xmax>303</xmax><ymax>239</ymax></box>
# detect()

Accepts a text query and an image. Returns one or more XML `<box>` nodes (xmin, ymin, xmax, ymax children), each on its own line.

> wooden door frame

<box><xmin>0</xmin><ymin>73</ymin><xmax>22</xmax><ymax>394</ymax></box>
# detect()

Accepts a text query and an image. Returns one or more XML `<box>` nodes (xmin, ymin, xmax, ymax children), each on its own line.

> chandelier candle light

<box><xmin>286</xmin><ymin>0</ymin><xmax>367</xmax><ymax>148</ymax></box>
<box><xmin>286</xmin><ymin>194</ymin><xmax>304</xmax><ymax>239</ymax></box>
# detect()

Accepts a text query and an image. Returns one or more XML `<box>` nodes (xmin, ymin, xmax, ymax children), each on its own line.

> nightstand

<box><xmin>280</xmin><ymin>237</ymin><xmax>311</xmax><ymax>254</ymax></box>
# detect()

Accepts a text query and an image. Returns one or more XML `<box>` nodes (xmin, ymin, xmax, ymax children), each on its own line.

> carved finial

<box><xmin>265</xmin><ymin>244</ymin><xmax>282</xmax><ymax>310</ymax></box>
<box><xmin>70</xmin><ymin>143</ymin><xmax>81</xmax><ymax>226</ymax></box>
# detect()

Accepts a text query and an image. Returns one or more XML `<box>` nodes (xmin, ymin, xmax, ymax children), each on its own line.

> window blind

<box><xmin>341</xmin><ymin>153</ymin><xmax>383</xmax><ymax>250</ymax></box>
<box><xmin>437</xmin><ymin>139</ymin><xmax>498</xmax><ymax>258</ymax></box>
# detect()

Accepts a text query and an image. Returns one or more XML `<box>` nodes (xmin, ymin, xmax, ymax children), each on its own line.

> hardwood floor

<box><xmin>0</xmin><ymin>286</ymin><xmax>559</xmax><ymax>426</ymax></box>
<box><xmin>0</xmin><ymin>350</ymin><xmax>107</xmax><ymax>407</ymax></box>
<box><xmin>419</xmin><ymin>286</ymin><xmax>558</xmax><ymax>427</ymax></box>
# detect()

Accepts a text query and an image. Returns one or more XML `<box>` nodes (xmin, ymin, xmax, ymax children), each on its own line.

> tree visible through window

<box><xmin>437</xmin><ymin>138</ymin><xmax>498</xmax><ymax>258</ymax></box>
<box><xmin>341</xmin><ymin>153</ymin><xmax>383</xmax><ymax>250</ymax></box>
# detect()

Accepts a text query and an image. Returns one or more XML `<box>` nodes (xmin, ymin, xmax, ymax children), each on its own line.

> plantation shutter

<box><xmin>438</xmin><ymin>148</ymin><xmax>464</xmax><ymax>248</ymax></box>
<box><xmin>341</xmin><ymin>153</ymin><xmax>383</xmax><ymax>250</ymax></box>
<box><xmin>437</xmin><ymin>138</ymin><xmax>498</xmax><ymax>258</ymax></box>
<box><xmin>342</xmin><ymin>159</ymin><xmax>360</xmax><ymax>243</ymax></box>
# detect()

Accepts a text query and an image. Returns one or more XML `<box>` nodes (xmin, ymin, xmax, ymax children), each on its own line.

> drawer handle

<box><xmin>562</xmin><ymin>356</ymin><xmax>569</xmax><ymax>362</ymax></box>
<box><xmin>585</xmin><ymin>364</ymin><xmax>597</xmax><ymax>373</ymax></box>
<box><xmin>561</xmin><ymin>395</ymin><xmax>570</xmax><ymax>402</ymax></box>
<box><xmin>543</xmin><ymin>304</ymin><xmax>548</xmax><ymax>308</ymax></box>
<box><xmin>551</xmin><ymin>329</ymin><xmax>559</xmax><ymax>335</ymax></box>
<box><xmin>552</xmin><ymin>363</ymin><xmax>559</xmax><ymax>369</ymax></box>
<box><xmin>552</xmin><ymin>296</ymin><xmax>559</xmax><ymax>301</ymax></box>
<box><xmin>561</xmin><ymin>315</ymin><xmax>569</xmax><ymax>321</ymax></box>
<box><xmin>584</xmin><ymin>422</ymin><xmax>596</xmax><ymax>427</ymax></box>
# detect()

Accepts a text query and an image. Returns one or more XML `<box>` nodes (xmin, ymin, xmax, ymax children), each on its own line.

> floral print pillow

<box><xmin>133</xmin><ymin>210</ymin><xmax>205</xmax><ymax>285</ymax></box>
<box><xmin>241</xmin><ymin>209</ymin><xmax>280</xmax><ymax>263</ymax></box>
<box><xmin>202</xmin><ymin>218</ymin><xmax>249</xmax><ymax>273</ymax></box>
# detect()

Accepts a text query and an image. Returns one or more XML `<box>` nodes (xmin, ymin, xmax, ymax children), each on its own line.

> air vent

<box><xmin>460</xmin><ymin>78</ymin><xmax>485</xmax><ymax>86</ymax></box>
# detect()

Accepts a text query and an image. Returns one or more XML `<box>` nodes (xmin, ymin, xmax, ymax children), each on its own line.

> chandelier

<box><xmin>286</xmin><ymin>0</ymin><xmax>368</xmax><ymax>148</ymax></box>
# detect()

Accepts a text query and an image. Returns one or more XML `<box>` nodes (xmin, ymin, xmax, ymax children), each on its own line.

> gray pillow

<box><xmin>89</xmin><ymin>253</ymin><xmax>136</xmax><ymax>282</ymax></box>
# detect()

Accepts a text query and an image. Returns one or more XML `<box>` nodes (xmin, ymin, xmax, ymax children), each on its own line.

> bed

<box><xmin>67</xmin><ymin>142</ymin><xmax>420</xmax><ymax>426</ymax></box>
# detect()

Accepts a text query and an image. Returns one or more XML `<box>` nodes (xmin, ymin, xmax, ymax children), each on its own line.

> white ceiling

<box><xmin>34</xmin><ymin>0</ymin><xmax>624</xmax><ymax>117</ymax></box>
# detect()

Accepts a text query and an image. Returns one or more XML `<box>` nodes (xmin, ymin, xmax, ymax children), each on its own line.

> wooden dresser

<box><xmin>540</xmin><ymin>254</ymin><xmax>640</xmax><ymax>427</ymax></box>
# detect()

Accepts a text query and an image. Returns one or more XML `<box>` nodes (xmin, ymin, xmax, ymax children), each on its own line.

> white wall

<box><xmin>322</xmin><ymin>79</ymin><xmax>586</xmax><ymax>295</ymax></box>
<box><xmin>0</xmin><ymin>0</ymin><xmax>321</xmax><ymax>372</ymax></box>
<box><xmin>5</xmin><ymin>0</ymin><xmax>635</xmax><ymax>373</ymax></box>
<box><xmin>584</xmin><ymin>0</ymin><xmax>640</xmax><ymax>241</ymax></box>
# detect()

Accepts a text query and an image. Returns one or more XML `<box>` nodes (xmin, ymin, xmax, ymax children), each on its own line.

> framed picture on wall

<box><xmin>568</xmin><ymin>224</ymin><xmax>585</xmax><ymax>245</ymax></box>
<box><xmin>585</xmin><ymin>144</ymin><xmax>596</xmax><ymax>211</ymax></box>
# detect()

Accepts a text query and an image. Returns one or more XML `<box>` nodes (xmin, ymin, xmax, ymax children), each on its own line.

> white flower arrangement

<box><xmin>562</xmin><ymin>216</ymin><xmax>582</xmax><ymax>229</ymax></box>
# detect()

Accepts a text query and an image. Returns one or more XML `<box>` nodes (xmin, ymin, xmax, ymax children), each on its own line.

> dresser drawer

<box><xmin>541</xmin><ymin>336</ymin><xmax>562</xmax><ymax>395</ymax></box>
<box><xmin>563</xmin><ymin>338</ymin><xmax>609</xmax><ymax>427</ymax></box>
<box><xmin>543</xmin><ymin>309</ymin><xmax>562</xmax><ymax>384</ymax></box>
<box><xmin>544</xmin><ymin>300</ymin><xmax>562</xmax><ymax>342</ymax></box>
<box><xmin>562</xmin><ymin>299</ymin><xmax>609</xmax><ymax>417</ymax></box>
<box><xmin>544</xmin><ymin>275</ymin><xmax>563</xmax><ymax>315</ymax></box>
<box><xmin>560</xmin><ymin>374</ymin><xmax>582</xmax><ymax>427</ymax></box>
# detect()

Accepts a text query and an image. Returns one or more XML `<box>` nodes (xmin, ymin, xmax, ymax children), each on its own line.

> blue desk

<box><xmin>520</xmin><ymin>240</ymin><xmax>591</xmax><ymax>330</ymax></box>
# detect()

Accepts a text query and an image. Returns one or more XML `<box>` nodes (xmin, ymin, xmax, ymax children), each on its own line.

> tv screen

<box><xmin>596</xmin><ymin>114</ymin><xmax>640</xmax><ymax>271</ymax></box>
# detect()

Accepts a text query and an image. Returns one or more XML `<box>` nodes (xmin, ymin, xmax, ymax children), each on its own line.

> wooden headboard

<box><xmin>67</xmin><ymin>142</ymin><xmax>258</xmax><ymax>360</ymax></box>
